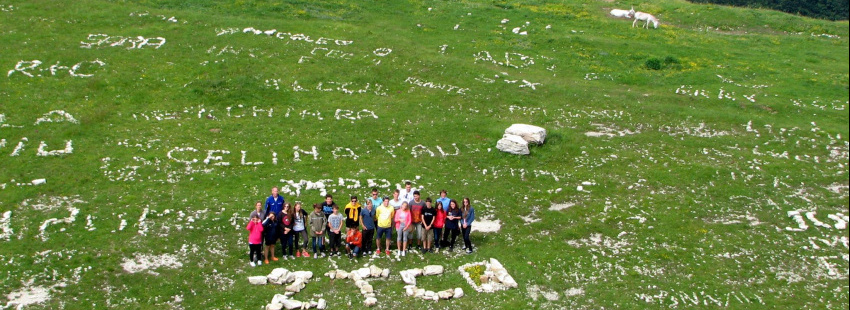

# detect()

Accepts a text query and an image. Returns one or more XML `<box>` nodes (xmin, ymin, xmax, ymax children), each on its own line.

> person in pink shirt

<box><xmin>246</xmin><ymin>214</ymin><xmax>264</xmax><ymax>267</ymax></box>
<box><xmin>394</xmin><ymin>202</ymin><xmax>413</xmax><ymax>257</ymax></box>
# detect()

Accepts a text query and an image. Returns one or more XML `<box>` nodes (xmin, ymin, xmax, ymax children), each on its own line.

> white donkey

<box><xmin>633</xmin><ymin>11</ymin><xmax>659</xmax><ymax>29</ymax></box>
<box><xmin>610</xmin><ymin>7</ymin><xmax>635</xmax><ymax>19</ymax></box>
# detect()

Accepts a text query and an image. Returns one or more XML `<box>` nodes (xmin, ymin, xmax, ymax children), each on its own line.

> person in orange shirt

<box><xmin>345</xmin><ymin>226</ymin><xmax>363</xmax><ymax>259</ymax></box>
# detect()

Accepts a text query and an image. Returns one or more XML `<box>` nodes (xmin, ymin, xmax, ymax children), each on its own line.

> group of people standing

<box><xmin>245</xmin><ymin>183</ymin><xmax>476</xmax><ymax>266</ymax></box>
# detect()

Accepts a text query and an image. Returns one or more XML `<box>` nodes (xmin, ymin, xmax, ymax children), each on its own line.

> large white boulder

<box><xmin>496</xmin><ymin>134</ymin><xmax>530</xmax><ymax>155</ymax></box>
<box><xmin>267</xmin><ymin>268</ymin><xmax>290</xmax><ymax>284</ymax></box>
<box><xmin>505</xmin><ymin>124</ymin><xmax>546</xmax><ymax>144</ymax></box>
<box><xmin>453</xmin><ymin>287</ymin><xmax>465</xmax><ymax>299</ymax></box>
<box><xmin>281</xmin><ymin>299</ymin><xmax>302</xmax><ymax>310</ymax></box>
<box><xmin>248</xmin><ymin>276</ymin><xmax>268</xmax><ymax>285</ymax></box>
<box><xmin>363</xmin><ymin>297</ymin><xmax>377</xmax><ymax>307</ymax></box>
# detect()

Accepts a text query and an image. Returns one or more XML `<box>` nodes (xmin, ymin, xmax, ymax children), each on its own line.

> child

<box><xmin>292</xmin><ymin>202</ymin><xmax>309</xmax><ymax>258</ymax></box>
<box><xmin>461</xmin><ymin>197</ymin><xmax>475</xmax><ymax>254</ymax></box>
<box><xmin>328</xmin><ymin>205</ymin><xmax>344</xmax><ymax>256</ymax></box>
<box><xmin>433</xmin><ymin>201</ymin><xmax>446</xmax><ymax>252</ymax></box>
<box><xmin>345</xmin><ymin>226</ymin><xmax>363</xmax><ymax>259</ymax></box>
<box><xmin>262</xmin><ymin>212</ymin><xmax>280</xmax><ymax>263</ymax></box>
<box><xmin>394</xmin><ymin>202</ymin><xmax>412</xmax><ymax>257</ymax></box>
<box><xmin>309</xmin><ymin>204</ymin><xmax>327</xmax><ymax>258</ymax></box>
<box><xmin>279</xmin><ymin>203</ymin><xmax>295</xmax><ymax>260</ymax></box>
<box><xmin>246</xmin><ymin>214</ymin><xmax>264</xmax><ymax>267</ymax></box>
<box><xmin>375</xmin><ymin>198</ymin><xmax>395</xmax><ymax>256</ymax></box>
<box><xmin>444</xmin><ymin>199</ymin><xmax>462</xmax><ymax>252</ymax></box>
<box><xmin>421</xmin><ymin>198</ymin><xmax>436</xmax><ymax>253</ymax></box>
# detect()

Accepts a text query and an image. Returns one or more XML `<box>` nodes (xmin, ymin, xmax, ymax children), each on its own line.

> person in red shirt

<box><xmin>345</xmin><ymin>226</ymin><xmax>363</xmax><ymax>259</ymax></box>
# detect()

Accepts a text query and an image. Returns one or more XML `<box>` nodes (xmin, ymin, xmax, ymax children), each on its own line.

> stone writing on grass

<box><xmin>80</xmin><ymin>34</ymin><xmax>166</xmax><ymax>49</ymax></box>
<box><xmin>130</xmin><ymin>105</ymin><xmax>380</xmax><ymax>121</ymax></box>
<box><xmin>215</xmin><ymin>27</ymin><xmax>353</xmax><ymax>46</ymax></box>
<box><xmin>265</xmin><ymin>79</ymin><xmax>388</xmax><ymax>96</ymax></box>
<box><xmin>7</xmin><ymin>59</ymin><xmax>106</xmax><ymax>78</ymax></box>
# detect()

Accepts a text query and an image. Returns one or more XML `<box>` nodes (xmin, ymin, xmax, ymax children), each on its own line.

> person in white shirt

<box><xmin>398</xmin><ymin>181</ymin><xmax>417</xmax><ymax>203</ymax></box>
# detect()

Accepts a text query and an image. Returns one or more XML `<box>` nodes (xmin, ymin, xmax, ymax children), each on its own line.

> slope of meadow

<box><xmin>0</xmin><ymin>0</ymin><xmax>848</xmax><ymax>309</ymax></box>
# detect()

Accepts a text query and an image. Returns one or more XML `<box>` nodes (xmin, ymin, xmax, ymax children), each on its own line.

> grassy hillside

<box><xmin>1</xmin><ymin>0</ymin><xmax>847</xmax><ymax>309</ymax></box>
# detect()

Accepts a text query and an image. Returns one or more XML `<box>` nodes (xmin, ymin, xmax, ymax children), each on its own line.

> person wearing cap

<box><xmin>375</xmin><ymin>197</ymin><xmax>394</xmax><ymax>256</ymax></box>
<box><xmin>360</xmin><ymin>199</ymin><xmax>377</xmax><ymax>256</ymax></box>
<box><xmin>344</xmin><ymin>195</ymin><xmax>361</xmax><ymax>229</ymax></box>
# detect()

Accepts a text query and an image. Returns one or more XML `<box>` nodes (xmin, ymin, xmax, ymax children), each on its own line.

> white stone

<box><xmin>438</xmin><ymin>289</ymin><xmax>454</xmax><ymax>300</ymax></box>
<box><xmin>405</xmin><ymin>286</ymin><xmax>416</xmax><ymax>296</ymax></box>
<box><xmin>481</xmin><ymin>283</ymin><xmax>494</xmax><ymax>292</ymax></box>
<box><xmin>453</xmin><ymin>287</ymin><xmax>464</xmax><ymax>298</ymax></box>
<box><xmin>414</xmin><ymin>288</ymin><xmax>425</xmax><ymax>298</ymax></box>
<box><xmin>316</xmin><ymin>299</ymin><xmax>327</xmax><ymax>309</ymax></box>
<box><xmin>424</xmin><ymin>290</ymin><xmax>435</xmax><ymax>298</ymax></box>
<box><xmin>335</xmin><ymin>270</ymin><xmax>349</xmax><ymax>279</ymax></box>
<box><xmin>505</xmin><ymin>124</ymin><xmax>546</xmax><ymax>144</ymax></box>
<box><xmin>400</xmin><ymin>271</ymin><xmax>417</xmax><ymax>285</ymax></box>
<box><xmin>496</xmin><ymin>134</ymin><xmax>530</xmax><ymax>155</ymax></box>
<box><xmin>248</xmin><ymin>276</ymin><xmax>268</xmax><ymax>285</ymax></box>
<box><xmin>285</xmin><ymin>279</ymin><xmax>305</xmax><ymax>292</ymax></box>
<box><xmin>360</xmin><ymin>284</ymin><xmax>374</xmax><ymax>294</ymax></box>
<box><xmin>281</xmin><ymin>299</ymin><xmax>302</xmax><ymax>310</ymax></box>
<box><xmin>364</xmin><ymin>297</ymin><xmax>377</xmax><ymax>306</ymax></box>
<box><xmin>369</xmin><ymin>265</ymin><xmax>382</xmax><ymax>277</ymax></box>
<box><xmin>271</xmin><ymin>294</ymin><xmax>288</xmax><ymax>304</ymax></box>
<box><xmin>355</xmin><ymin>268</ymin><xmax>371</xmax><ymax>279</ymax></box>
<box><xmin>268</xmin><ymin>268</ymin><xmax>290</xmax><ymax>284</ymax></box>
<box><xmin>501</xmin><ymin>275</ymin><xmax>518</xmax><ymax>288</ymax></box>
<box><xmin>380</xmin><ymin>268</ymin><xmax>390</xmax><ymax>278</ymax></box>
<box><xmin>292</xmin><ymin>271</ymin><xmax>313</xmax><ymax>281</ymax></box>
<box><xmin>266</xmin><ymin>303</ymin><xmax>283</xmax><ymax>310</ymax></box>
<box><xmin>422</xmin><ymin>265</ymin><xmax>444</xmax><ymax>276</ymax></box>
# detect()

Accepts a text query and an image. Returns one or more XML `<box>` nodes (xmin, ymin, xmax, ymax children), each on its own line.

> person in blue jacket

<box><xmin>460</xmin><ymin>197</ymin><xmax>475</xmax><ymax>254</ymax></box>
<box><xmin>265</xmin><ymin>186</ymin><xmax>285</xmax><ymax>218</ymax></box>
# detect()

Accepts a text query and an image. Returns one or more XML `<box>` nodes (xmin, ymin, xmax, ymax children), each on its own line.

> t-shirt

<box><xmin>376</xmin><ymin>205</ymin><xmax>394</xmax><ymax>228</ymax></box>
<box><xmin>360</xmin><ymin>206</ymin><xmax>376</xmax><ymax>230</ymax></box>
<box><xmin>409</xmin><ymin>200</ymin><xmax>426</xmax><ymax>223</ymax></box>
<box><xmin>328</xmin><ymin>213</ymin><xmax>343</xmax><ymax>231</ymax></box>
<box><xmin>368</xmin><ymin>197</ymin><xmax>383</xmax><ymax>210</ymax></box>
<box><xmin>436</xmin><ymin>197</ymin><xmax>451</xmax><ymax>212</ymax></box>
<box><xmin>399</xmin><ymin>188</ymin><xmax>416</xmax><ymax>203</ymax></box>
<box><xmin>321</xmin><ymin>201</ymin><xmax>337</xmax><ymax>217</ymax></box>
<box><xmin>389</xmin><ymin>199</ymin><xmax>404</xmax><ymax>210</ymax></box>
<box><xmin>293</xmin><ymin>212</ymin><xmax>306</xmax><ymax>231</ymax></box>
<box><xmin>421</xmin><ymin>206</ymin><xmax>436</xmax><ymax>227</ymax></box>
<box><xmin>445</xmin><ymin>208</ymin><xmax>462</xmax><ymax>230</ymax></box>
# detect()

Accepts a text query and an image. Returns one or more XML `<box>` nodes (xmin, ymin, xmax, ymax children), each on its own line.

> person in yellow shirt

<box><xmin>375</xmin><ymin>197</ymin><xmax>395</xmax><ymax>256</ymax></box>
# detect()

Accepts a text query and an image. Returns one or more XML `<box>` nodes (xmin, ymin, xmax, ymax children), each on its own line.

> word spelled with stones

<box><xmin>80</xmin><ymin>34</ymin><xmax>166</xmax><ymax>49</ymax></box>
<box><xmin>131</xmin><ymin>105</ymin><xmax>379</xmax><ymax>122</ymax></box>
<box><xmin>473</xmin><ymin>51</ymin><xmax>535</xmax><ymax>68</ymax></box>
<box><xmin>266</xmin><ymin>79</ymin><xmax>388</xmax><ymax>96</ymax></box>
<box><xmin>7</xmin><ymin>59</ymin><xmax>105</xmax><ymax>78</ymax></box>
<box><xmin>496</xmin><ymin>124</ymin><xmax>546</xmax><ymax>155</ymax></box>
<box><xmin>216</xmin><ymin>27</ymin><xmax>353</xmax><ymax>46</ymax></box>
<box><xmin>636</xmin><ymin>288</ymin><xmax>765</xmax><ymax>308</ymax></box>
<box><xmin>404</xmin><ymin>77</ymin><xmax>469</xmax><ymax>95</ymax></box>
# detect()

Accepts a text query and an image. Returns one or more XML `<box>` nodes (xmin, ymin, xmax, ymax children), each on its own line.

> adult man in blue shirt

<box><xmin>265</xmin><ymin>186</ymin><xmax>285</xmax><ymax>218</ymax></box>
<box><xmin>368</xmin><ymin>188</ymin><xmax>383</xmax><ymax>211</ymax></box>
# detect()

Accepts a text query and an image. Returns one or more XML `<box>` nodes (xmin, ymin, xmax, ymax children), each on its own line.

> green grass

<box><xmin>0</xmin><ymin>0</ymin><xmax>848</xmax><ymax>309</ymax></box>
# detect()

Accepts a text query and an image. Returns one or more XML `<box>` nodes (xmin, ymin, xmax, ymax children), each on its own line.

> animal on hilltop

<box><xmin>632</xmin><ymin>11</ymin><xmax>659</xmax><ymax>29</ymax></box>
<box><xmin>610</xmin><ymin>7</ymin><xmax>635</xmax><ymax>19</ymax></box>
